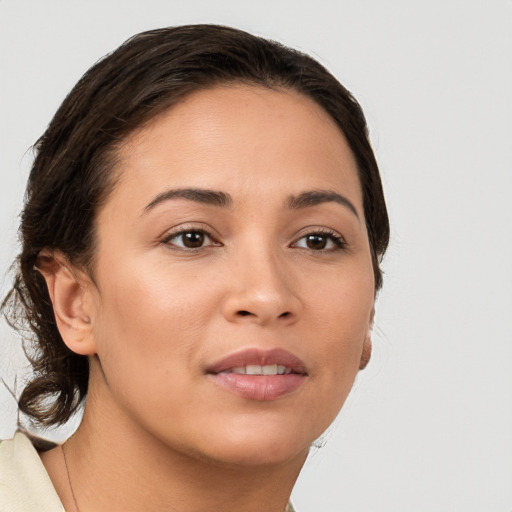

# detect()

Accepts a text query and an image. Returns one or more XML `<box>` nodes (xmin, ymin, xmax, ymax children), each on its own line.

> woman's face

<box><xmin>84</xmin><ymin>85</ymin><xmax>375</xmax><ymax>466</ymax></box>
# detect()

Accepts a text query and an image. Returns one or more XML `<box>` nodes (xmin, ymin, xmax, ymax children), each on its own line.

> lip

<box><xmin>206</xmin><ymin>348</ymin><xmax>308</xmax><ymax>401</ymax></box>
<box><xmin>207</xmin><ymin>348</ymin><xmax>308</xmax><ymax>375</ymax></box>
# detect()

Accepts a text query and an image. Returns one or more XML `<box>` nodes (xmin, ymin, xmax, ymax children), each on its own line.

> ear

<box><xmin>359</xmin><ymin>307</ymin><xmax>374</xmax><ymax>370</ymax></box>
<box><xmin>36</xmin><ymin>250</ymin><xmax>97</xmax><ymax>355</ymax></box>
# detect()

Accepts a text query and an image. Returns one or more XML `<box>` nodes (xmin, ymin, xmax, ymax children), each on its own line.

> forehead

<box><xmin>111</xmin><ymin>84</ymin><xmax>362</xmax><ymax>210</ymax></box>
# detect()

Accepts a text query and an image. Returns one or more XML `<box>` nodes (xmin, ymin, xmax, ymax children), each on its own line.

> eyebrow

<box><xmin>143</xmin><ymin>188</ymin><xmax>233</xmax><ymax>213</ymax></box>
<box><xmin>142</xmin><ymin>187</ymin><xmax>359</xmax><ymax>220</ymax></box>
<box><xmin>287</xmin><ymin>190</ymin><xmax>359</xmax><ymax>219</ymax></box>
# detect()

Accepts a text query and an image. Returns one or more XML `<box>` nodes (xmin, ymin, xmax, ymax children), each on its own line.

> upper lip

<box><xmin>207</xmin><ymin>348</ymin><xmax>308</xmax><ymax>375</ymax></box>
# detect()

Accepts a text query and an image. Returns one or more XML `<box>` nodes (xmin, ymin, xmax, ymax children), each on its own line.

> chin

<box><xmin>183</xmin><ymin>417</ymin><xmax>319</xmax><ymax>468</ymax></box>
<box><xmin>199</xmin><ymin>436</ymin><xmax>310</xmax><ymax>468</ymax></box>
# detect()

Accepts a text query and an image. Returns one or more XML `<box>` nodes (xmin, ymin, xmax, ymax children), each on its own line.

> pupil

<box><xmin>306</xmin><ymin>234</ymin><xmax>327</xmax><ymax>250</ymax></box>
<box><xmin>183</xmin><ymin>232</ymin><xmax>204</xmax><ymax>248</ymax></box>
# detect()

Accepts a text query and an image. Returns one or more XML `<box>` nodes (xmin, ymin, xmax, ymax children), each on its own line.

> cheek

<box><xmin>94</xmin><ymin>260</ymin><xmax>211</xmax><ymax>338</ymax></box>
<box><xmin>307</xmin><ymin>263</ymin><xmax>374</xmax><ymax>344</ymax></box>
<box><xmin>302</xmin><ymin>266</ymin><xmax>374</xmax><ymax>419</ymax></box>
<box><xmin>89</xmin><ymin>263</ymin><xmax>220</xmax><ymax>395</ymax></box>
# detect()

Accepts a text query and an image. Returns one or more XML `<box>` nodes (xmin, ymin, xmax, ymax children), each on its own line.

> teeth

<box><xmin>246</xmin><ymin>365</ymin><xmax>261</xmax><ymax>375</ymax></box>
<box><xmin>223</xmin><ymin>365</ymin><xmax>291</xmax><ymax>375</ymax></box>
<box><xmin>262</xmin><ymin>364</ymin><xmax>278</xmax><ymax>375</ymax></box>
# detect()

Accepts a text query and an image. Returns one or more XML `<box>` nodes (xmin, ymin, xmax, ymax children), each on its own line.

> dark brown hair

<box><xmin>3</xmin><ymin>24</ymin><xmax>389</xmax><ymax>427</ymax></box>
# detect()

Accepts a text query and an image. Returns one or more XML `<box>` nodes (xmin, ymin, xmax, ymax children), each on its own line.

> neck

<box><xmin>59</xmin><ymin>380</ymin><xmax>307</xmax><ymax>512</ymax></box>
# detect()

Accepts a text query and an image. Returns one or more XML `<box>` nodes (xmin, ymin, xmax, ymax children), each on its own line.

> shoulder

<box><xmin>0</xmin><ymin>432</ymin><xmax>65</xmax><ymax>512</ymax></box>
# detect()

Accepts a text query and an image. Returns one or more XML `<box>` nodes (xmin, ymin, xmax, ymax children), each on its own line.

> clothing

<box><xmin>0</xmin><ymin>432</ymin><xmax>65</xmax><ymax>512</ymax></box>
<box><xmin>1</xmin><ymin>432</ymin><xmax>297</xmax><ymax>512</ymax></box>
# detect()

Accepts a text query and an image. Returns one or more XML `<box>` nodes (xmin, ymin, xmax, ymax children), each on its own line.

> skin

<box><xmin>39</xmin><ymin>85</ymin><xmax>375</xmax><ymax>512</ymax></box>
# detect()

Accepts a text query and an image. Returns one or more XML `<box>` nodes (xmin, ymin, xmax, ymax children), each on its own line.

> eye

<box><xmin>293</xmin><ymin>231</ymin><xmax>345</xmax><ymax>251</ymax></box>
<box><xmin>163</xmin><ymin>229</ymin><xmax>217</xmax><ymax>249</ymax></box>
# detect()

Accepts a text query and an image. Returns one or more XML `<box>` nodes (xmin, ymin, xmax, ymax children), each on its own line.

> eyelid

<box><xmin>160</xmin><ymin>223</ymin><xmax>221</xmax><ymax>248</ymax></box>
<box><xmin>291</xmin><ymin>227</ymin><xmax>347</xmax><ymax>251</ymax></box>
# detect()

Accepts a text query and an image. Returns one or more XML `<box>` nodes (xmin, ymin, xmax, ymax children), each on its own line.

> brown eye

<box><xmin>293</xmin><ymin>231</ymin><xmax>345</xmax><ymax>251</ymax></box>
<box><xmin>165</xmin><ymin>230</ymin><xmax>213</xmax><ymax>249</ymax></box>
<box><xmin>305</xmin><ymin>234</ymin><xmax>328</xmax><ymax>250</ymax></box>
<box><xmin>181</xmin><ymin>231</ymin><xmax>205</xmax><ymax>248</ymax></box>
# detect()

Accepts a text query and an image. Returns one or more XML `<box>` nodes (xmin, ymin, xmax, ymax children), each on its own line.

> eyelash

<box><xmin>292</xmin><ymin>228</ymin><xmax>346</xmax><ymax>252</ymax></box>
<box><xmin>161</xmin><ymin>228</ymin><xmax>220</xmax><ymax>250</ymax></box>
<box><xmin>161</xmin><ymin>227</ymin><xmax>346</xmax><ymax>252</ymax></box>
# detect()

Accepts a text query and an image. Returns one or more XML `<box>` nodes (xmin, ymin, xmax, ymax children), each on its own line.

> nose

<box><xmin>221</xmin><ymin>246</ymin><xmax>302</xmax><ymax>327</ymax></box>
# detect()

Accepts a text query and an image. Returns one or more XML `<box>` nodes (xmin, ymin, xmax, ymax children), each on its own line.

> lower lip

<box><xmin>208</xmin><ymin>373</ymin><xmax>306</xmax><ymax>401</ymax></box>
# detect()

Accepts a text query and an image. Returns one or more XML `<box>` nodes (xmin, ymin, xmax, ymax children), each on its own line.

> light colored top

<box><xmin>0</xmin><ymin>432</ymin><xmax>65</xmax><ymax>512</ymax></box>
<box><xmin>1</xmin><ymin>432</ymin><xmax>297</xmax><ymax>512</ymax></box>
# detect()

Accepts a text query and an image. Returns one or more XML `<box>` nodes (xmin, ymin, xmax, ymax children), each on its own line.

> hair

<box><xmin>2</xmin><ymin>24</ymin><xmax>389</xmax><ymax>427</ymax></box>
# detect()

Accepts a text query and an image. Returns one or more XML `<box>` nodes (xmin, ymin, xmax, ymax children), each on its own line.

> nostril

<box><xmin>233</xmin><ymin>310</ymin><xmax>293</xmax><ymax>321</ymax></box>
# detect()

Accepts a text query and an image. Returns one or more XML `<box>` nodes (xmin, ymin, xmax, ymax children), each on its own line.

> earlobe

<box><xmin>359</xmin><ymin>307</ymin><xmax>375</xmax><ymax>370</ymax></box>
<box><xmin>359</xmin><ymin>335</ymin><xmax>372</xmax><ymax>370</ymax></box>
<box><xmin>36</xmin><ymin>250</ymin><xmax>97</xmax><ymax>355</ymax></box>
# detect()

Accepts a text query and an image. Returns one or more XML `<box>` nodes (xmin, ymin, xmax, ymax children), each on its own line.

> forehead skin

<box><xmin>107</xmin><ymin>85</ymin><xmax>365</xmax><ymax>226</ymax></box>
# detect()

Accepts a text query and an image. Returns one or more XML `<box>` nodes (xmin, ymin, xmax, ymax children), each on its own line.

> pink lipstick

<box><xmin>207</xmin><ymin>348</ymin><xmax>307</xmax><ymax>401</ymax></box>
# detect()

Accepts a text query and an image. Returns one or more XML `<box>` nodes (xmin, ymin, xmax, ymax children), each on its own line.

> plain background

<box><xmin>1</xmin><ymin>1</ymin><xmax>511</xmax><ymax>511</ymax></box>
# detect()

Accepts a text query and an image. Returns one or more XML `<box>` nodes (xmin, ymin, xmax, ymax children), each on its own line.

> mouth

<box><xmin>218</xmin><ymin>364</ymin><xmax>296</xmax><ymax>375</ymax></box>
<box><xmin>206</xmin><ymin>348</ymin><xmax>308</xmax><ymax>401</ymax></box>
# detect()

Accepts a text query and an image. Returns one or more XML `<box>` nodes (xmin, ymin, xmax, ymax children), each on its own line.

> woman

<box><xmin>0</xmin><ymin>24</ymin><xmax>389</xmax><ymax>511</ymax></box>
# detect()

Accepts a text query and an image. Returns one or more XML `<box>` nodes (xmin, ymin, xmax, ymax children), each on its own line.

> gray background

<box><xmin>1</xmin><ymin>1</ymin><xmax>511</xmax><ymax>510</ymax></box>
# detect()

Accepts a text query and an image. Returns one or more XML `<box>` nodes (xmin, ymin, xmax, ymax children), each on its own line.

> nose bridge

<box><xmin>222</xmin><ymin>236</ymin><xmax>300</xmax><ymax>325</ymax></box>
